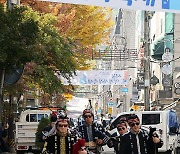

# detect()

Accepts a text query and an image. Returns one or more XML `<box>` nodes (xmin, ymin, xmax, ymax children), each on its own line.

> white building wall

<box><xmin>150</xmin><ymin>12</ymin><xmax>166</xmax><ymax>90</ymax></box>
<box><xmin>123</xmin><ymin>10</ymin><xmax>136</xmax><ymax>49</ymax></box>
<box><xmin>135</xmin><ymin>10</ymin><xmax>144</xmax><ymax>50</ymax></box>
<box><xmin>173</xmin><ymin>14</ymin><xmax>180</xmax><ymax>99</ymax></box>
<box><xmin>134</xmin><ymin>11</ymin><xmax>166</xmax><ymax>106</ymax></box>
<box><xmin>135</xmin><ymin>10</ymin><xmax>144</xmax><ymax>72</ymax></box>
<box><xmin>121</xmin><ymin>10</ymin><xmax>137</xmax><ymax>111</ymax></box>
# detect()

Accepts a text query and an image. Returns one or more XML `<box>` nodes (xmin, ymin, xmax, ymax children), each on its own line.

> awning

<box><xmin>151</xmin><ymin>40</ymin><xmax>164</xmax><ymax>60</ymax></box>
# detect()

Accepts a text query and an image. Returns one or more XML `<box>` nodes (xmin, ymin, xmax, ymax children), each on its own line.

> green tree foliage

<box><xmin>16</xmin><ymin>1</ymin><xmax>113</xmax><ymax>69</ymax></box>
<box><xmin>0</xmin><ymin>4</ymin><xmax>39</xmax><ymax>70</ymax></box>
<box><xmin>0</xmin><ymin>4</ymin><xmax>77</xmax><ymax>95</ymax></box>
<box><xmin>35</xmin><ymin>117</ymin><xmax>50</xmax><ymax>150</ymax></box>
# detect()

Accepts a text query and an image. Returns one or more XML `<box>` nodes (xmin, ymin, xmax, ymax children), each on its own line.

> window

<box><xmin>169</xmin><ymin>110</ymin><xmax>179</xmax><ymax>134</ymax></box>
<box><xmin>26</xmin><ymin>113</ymin><xmax>49</xmax><ymax>122</ymax></box>
<box><xmin>44</xmin><ymin>114</ymin><xmax>48</xmax><ymax>118</ymax></box>
<box><xmin>38</xmin><ymin>114</ymin><xmax>44</xmax><ymax>122</ymax></box>
<box><xmin>30</xmin><ymin>114</ymin><xmax>37</xmax><ymax>122</ymax></box>
<box><xmin>142</xmin><ymin>114</ymin><xmax>160</xmax><ymax>125</ymax></box>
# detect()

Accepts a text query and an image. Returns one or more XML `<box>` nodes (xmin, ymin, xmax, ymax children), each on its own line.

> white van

<box><xmin>16</xmin><ymin>109</ymin><xmax>51</xmax><ymax>153</ymax></box>
<box><xmin>108</xmin><ymin>110</ymin><xmax>179</xmax><ymax>153</ymax></box>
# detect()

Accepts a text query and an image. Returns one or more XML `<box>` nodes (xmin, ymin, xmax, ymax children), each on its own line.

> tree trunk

<box><xmin>8</xmin><ymin>95</ymin><xmax>15</xmax><ymax>151</ymax></box>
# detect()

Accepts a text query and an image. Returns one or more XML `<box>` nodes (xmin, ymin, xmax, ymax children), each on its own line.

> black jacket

<box><xmin>107</xmin><ymin>132</ymin><xmax>122</xmax><ymax>153</ymax></box>
<box><xmin>38</xmin><ymin>125</ymin><xmax>53</xmax><ymax>143</ymax></box>
<box><xmin>0</xmin><ymin>126</ymin><xmax>9</xmax><ymax>152</ymax></box>
<box><xmin>45</xmin><ymin>133</ymin><xmax>77</xmax><ymax>154</ymax></box>
<box><xmin>78</xmin><ymin>123</ymin><xmax>109</xmax><ymax>144</ymax></box>
<box><xmin>120</xmin><ymin>129</ymin><xmax>163</xmax><ymax>154</ymax></box>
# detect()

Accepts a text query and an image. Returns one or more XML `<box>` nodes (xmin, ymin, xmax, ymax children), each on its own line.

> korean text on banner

<box><xmin>60</xmin><ymin>70</ymin><xmax>129</xmax><ymax>85</ymax></box>
<box><xmin>40</xmin><ymin>0</ymin><xmax>180</xmax><ymax>13</ymax></box>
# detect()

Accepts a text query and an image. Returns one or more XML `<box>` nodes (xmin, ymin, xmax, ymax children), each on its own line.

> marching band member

<box><xmin>107</xmin><ymin>119</ymin><xmax>128</xmax><ymax>153</ymax></box>
<box><xmin>120</xmin><ymin>114</ymin><xmax>163</xmax><ymax>154</ymax></box>
<box><xmin>78</xmin><ymin>109</ymin><xmax>109</xmax><ymax>154</ymax></box>
<box><xmin>43</xmin><ymin>111</ymin><xmax>86</xmax><ymax>154</ymax></box>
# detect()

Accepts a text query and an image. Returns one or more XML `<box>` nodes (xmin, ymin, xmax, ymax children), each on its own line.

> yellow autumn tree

<box><xmin>55</xmin><ymin>4</ymin><xmax>113</xmax><ymax>69</ymax></box>
<box><xmin>57</xmin><ymin>4</ymin><xmax>113</xmax><ymax>47</ymax></box>
<box><xmin>18</xmin><ymin>1</ymin><xmax>113</xmax><ymax>51</ymax></box>
<box><xmin>3</xmin><ymin>0</ymin><xmax>113</xmax><ymax>69</ymax></box>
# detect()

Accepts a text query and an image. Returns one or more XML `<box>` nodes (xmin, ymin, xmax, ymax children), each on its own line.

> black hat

<box><xmin>50</xmin><ymin>115</ymin><xmax>57</xmax><ymax>122</ymax></box>
<box><xmin>83</xmin><ymin>109</ymin><xmax>93</xmax><ymax>116</ymax></box>
<box><xmin>117</xmin><ymin>121</ymin><xmax>127</xmax><ymax>128</ymax></box>
<box><xmin>128</xmin><ymin>114</ymin><xmax>139</xmax><ymax>123</ymax></box>
<box><xmin>119</xmin><ymin>116</ymin><xmax>127</xmax><ymax>122</ymax></box>
<box><xmin>57</xmin><ymin>110</ymin><xmax>68</xmax><ymax>119</ymax></box>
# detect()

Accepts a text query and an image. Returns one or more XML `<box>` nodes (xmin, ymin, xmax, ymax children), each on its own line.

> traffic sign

<box><xmin>121</xmin><ymin>87</ymin><xmax>128</xmax><ymax>92</ymax></box>
<box><xmin>174</xmin><ymin>82</ymin><xmax>180</xmax><ymax>95</ymax></box>
<box><xmin>150</xmin><ymin>75</ymin><xmax>159</xmax><ymax>85</ymax></box>
<box><xmin>162</xmin><ymin>48</ymin><xmax>173</xmax><ymax>62</ymax></box>
<box><xmin>174</xmin><ymin>82</ymin><xmax>180</xmax><ymax>88</ymax></box>
<box><xmin>108</xmin><ymin>101</ymin><xmax>114</xmax><ymax>107</ymax></box>
<box><xmin>63</xmin><ymin>93</ymin><xmax>73</xmax><ymax>100</ymax></box>
<box><xmin>175</xmin><ymin>88</ymin><xmax>180</xmax><ymax>95</ymax></box>
<box><xmin>162</xmin><ymin>76</ymin><xmax>172</xmax><ymax>87</ymax></box>
<box><xmin>131</xmin><ymin>105</ymin><xmax>140</xmax><ymax>111</ymax></box>
<box><xmin>97</xmin><ymin>109</ymin><xmax>101</xmax><ymax>114</ymax></box>
<box><xmin>108</xmin><ymin>107</ymin><xmax>113</xmax><ymax>114</ymax></box>
<box><xmin>161</xmin><ymin>64</ymin><xmax>172</xmax><ymax>75</ymax></box>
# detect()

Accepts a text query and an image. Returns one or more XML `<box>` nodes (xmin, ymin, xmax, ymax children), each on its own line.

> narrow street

<box><xmin>0</xmin><ymin>0</ymin><xmax>180</xmax><ymax>153</ymax></box>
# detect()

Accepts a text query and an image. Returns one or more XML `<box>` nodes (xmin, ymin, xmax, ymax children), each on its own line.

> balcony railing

<box><xmin>92</xmin><ymin>49</ymin><xmax>138</xmax><ymax>61</ymax></box>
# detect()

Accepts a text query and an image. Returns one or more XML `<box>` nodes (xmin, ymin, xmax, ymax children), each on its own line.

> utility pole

<box><xmin>144</xmin><ymin>11</ymin><xmax>151</xmax><ymax>111</ymax></box>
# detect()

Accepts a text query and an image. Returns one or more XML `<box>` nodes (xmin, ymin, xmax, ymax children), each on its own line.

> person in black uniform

<box><xmin>107</xmin><ymin>119</ymin><xmax>128</xmax><ymax>153</ymax></box>
<box><xmin>38</xmin><ymin>114</ymin><xmax>57</xmax><ymax>142</ymax></box>
<box><xmin>120</xmin><ymin>114</ymin><xmax>163</xmax><ymax>154</ymax></box>
<box><xmin>44</xmin><ymin>115</ymin><xmax>57</xmax><ymax>133</ymax></box>
<box><xmin>43</xmin><ymin>111</ymin><xmax>79</xmax><ymax>154</ymax></box>
<box><xmin>0</xmin><ymin>122</ymin><xmax>9</xmax><ymax>153</ymax></box>
<box><xmin>78</xmin><ymin>109</ymin><xmax>109</xmax><ymax>154</ymax></box>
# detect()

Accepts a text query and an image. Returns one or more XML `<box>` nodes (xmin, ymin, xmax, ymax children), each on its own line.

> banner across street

<box><xmin>59</xmin><ymin>70</ymin><xmax>129</xmax><ymax>85</ymax></box>
<box><xmin>41</xmin><ymin>0</ymin><xmax>180</xmax><ymax>13</ymax></box>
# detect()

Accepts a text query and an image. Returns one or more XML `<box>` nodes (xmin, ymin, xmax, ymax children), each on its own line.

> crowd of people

<box><xmin>40</xmin><ymin>109</ymin><xmax>163</xmax><ymax>154</ymax></box>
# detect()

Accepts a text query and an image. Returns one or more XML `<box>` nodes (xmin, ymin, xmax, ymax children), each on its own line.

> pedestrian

<box><xmin>0</xmin><ymin>122</ymin><xmax>10</xmax><ymax>153</ymax></box>
<box><xmin>43</xmin><ymin>111</ymin><xmax>86</xmax><ymax>154</ymax></box>
<box><xmin>107</xmin><ymin>119</ymin><xmax>128</xmax><ymax>153</ymax></box>
<box><xmin>44</xmin><ymin>114</ymin><xmax>57</xmax><ymax>132</ymax></box>
<box><xmin>120</xmin><ymin>114</ymin><xmax>163</xmax><ymax>154</ymax></box>
<box><xmin>94</xmin><ymin>120</ymin><xmax>106</xmax><ymax>134</ymax></box>
<box><xmin>73</xmin><ymin>138</ymin><xmax>87</xmax><ymax>154</ymax></box>
<box><xmin>40</xmin><ymin>114</ymin><xmax>57</xmax><ymax>141</ymax></box>
<box><xmin>102</xmin><ymin>119</ymin><xmax>107</xmax><ymax>128</ymax></box>
<box><xmin>78</xmin><ymin>109</ymin><xmax>109</xmax><ymax>154</ymax></box>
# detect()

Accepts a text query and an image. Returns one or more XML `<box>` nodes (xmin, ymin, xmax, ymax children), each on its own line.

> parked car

<box><xmin>15</xmin><ymin>109</ymin><xmax>51</xmax><ymax>153</ymax></box>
